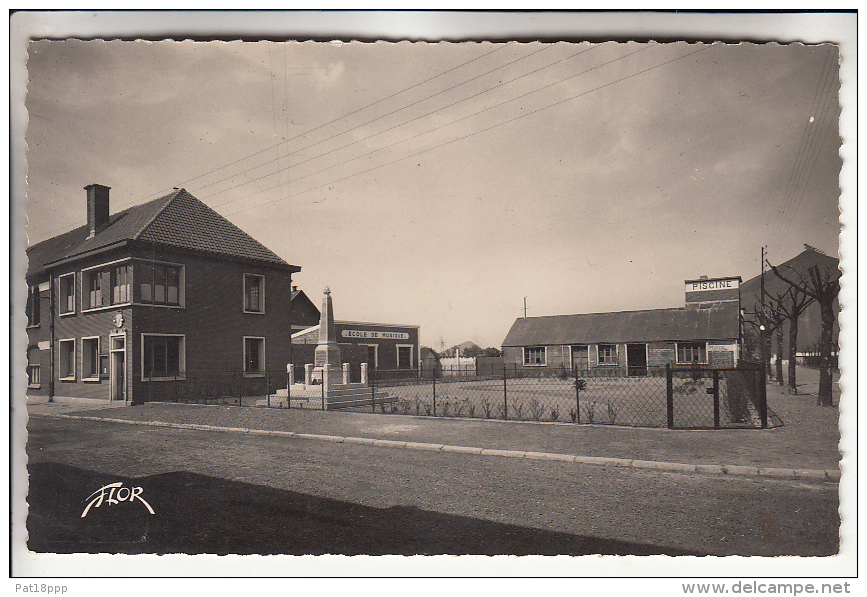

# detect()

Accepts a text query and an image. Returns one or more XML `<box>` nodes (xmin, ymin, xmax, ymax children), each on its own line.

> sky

<box><xmin>22</xmin><ymin>31</ymin><xmax>845</xmax><ymax>351</ymax></box>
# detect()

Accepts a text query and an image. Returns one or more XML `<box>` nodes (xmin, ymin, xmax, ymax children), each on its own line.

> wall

<box><xmin>504</xmin><ymin>340</ymin><xmax>739</xmax><ymax>373</ymax></box>
<box><xmin>130</xmin><ymin>247</ymin><xmax>294</xmax><ymax>403</ymax></box>
<box><xmin>42</xmin><ymin>246</ymin><xmax>295</xmax><ymax>402</ymax></box>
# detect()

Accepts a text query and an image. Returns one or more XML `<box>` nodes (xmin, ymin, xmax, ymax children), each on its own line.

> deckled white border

<box><xmin>7</xmin><ymin>8</ymin><xmax>857</xmax><ymax>587</ymax></box>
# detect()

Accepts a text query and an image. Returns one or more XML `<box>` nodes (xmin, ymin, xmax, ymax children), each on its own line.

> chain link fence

<box><xmin>140</xmin><ymin>363</ymin><xmax>778</xmax><ymax>429</ymax></box>
<box><xmin>365</xmin><ymin>364</ymin><xmax>778</xmax><ymax>429</ymax></box>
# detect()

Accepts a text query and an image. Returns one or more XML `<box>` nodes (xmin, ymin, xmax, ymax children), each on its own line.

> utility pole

<box><xmin>523</xmin><ymin>296</ymin><xmax>527</xmax><ymax>319</ymax></box>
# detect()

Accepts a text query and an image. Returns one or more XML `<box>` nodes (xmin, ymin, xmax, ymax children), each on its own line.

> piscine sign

<box><xmin>684</xmin><ymin>277</ymin><xmax>740</xmax><ymax>293</ymax></box>
<box><xmin>342</xmin><ymin>330</ymin><xmax>410</xmax><ymax>340</ymax></box>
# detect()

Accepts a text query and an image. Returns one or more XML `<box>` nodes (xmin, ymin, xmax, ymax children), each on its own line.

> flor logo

<box><xmin>81</xmin><ymin>482</ymin><xmax>155</xmax><ymax>518</ymax></box>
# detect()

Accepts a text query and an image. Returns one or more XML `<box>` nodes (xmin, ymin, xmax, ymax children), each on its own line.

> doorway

<box><xmin>110</xmin><ymin>334</ymin><xmax>126</xmax><ymax>402</ymax></box>
<box><xmin>571</xmin><ymin>345</ymin><xmax>589</xmax><ymax>372</ymax></box>
<box><xmin>626</xmin><ymin>343</ymin><xmax>647</xmax><ymax>377</ymax></box>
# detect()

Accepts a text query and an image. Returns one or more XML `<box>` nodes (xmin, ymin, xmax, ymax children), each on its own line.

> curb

<box><xmin>40</xmin><ymin>413</ymin><xmax>840</xmax><ymax>482</ymax></box>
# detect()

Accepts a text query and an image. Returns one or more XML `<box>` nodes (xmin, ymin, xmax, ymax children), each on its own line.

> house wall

<box><xmin>130</xmin><ymin>248</ymin><xmax>293</xmax><ymax>403</ymax></box>
<box><xmin>25</xmin><ymin>279</ymin><xmax>51</xmax><ymax>396</ymax></box>
<box><xmin>504</xmin><ymin>340</ymin><xmax>738</xmax><ymax>373</ymax></box>
<box><xmin>294</xmin><ymin>321</ymin><xmax>420</xmax><ymax>371</ymax></box>
<box><xmin>42</xmin><ymin>246</ymin><xmax>295</xmax><ymax>402</ymax></box>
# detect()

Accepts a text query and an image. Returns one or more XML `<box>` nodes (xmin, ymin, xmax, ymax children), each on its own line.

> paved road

<box><xmin>25</xmin><ymin>416</ymin><xmax>839</xmax><ymax>556</ymax></box>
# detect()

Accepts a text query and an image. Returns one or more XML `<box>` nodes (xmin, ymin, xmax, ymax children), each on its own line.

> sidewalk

<box><xmin>26</xmin><ymin>373</ymin><xmax>841</xmax><ymax>479</ymax></box>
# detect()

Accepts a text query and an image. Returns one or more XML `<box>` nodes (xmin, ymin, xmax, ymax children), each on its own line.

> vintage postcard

<box><xmin>9</xmin><ymin>10</ymin><xmax>857</xmax><ymax>588</ymax></box>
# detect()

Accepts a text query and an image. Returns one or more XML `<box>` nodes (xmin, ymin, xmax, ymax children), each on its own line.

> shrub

<box><xmin>442</xmin><ymin>400</ymin><xmax>451</xmax><ymax>417</ymax></box>
<box><xmin>584</xmin><ymin>401</ymin><xmax>596</xmax><ymax>424</ymax></box>
<box><xmin>606</xmin><ymin>402</ymin><xmax>617</xmax><ymax>424</ymax></box>
<box><xmin>513</xmin><ymin>401</ymin><xmax>524</xmax><ymax>421</ymax></box>
<box><xmin>468</xmin><ymin>402</ymin><xmax>476</xmax><ymax>418</ymax></box>
<box><xmin>424</xmin><ymin>403</ymin><xmax>432</xmax><ymax>416</ymax></box>
<box><xmin>551</xmin><ymin>407</ymin><xmax>559</xmax><ymax>422</ymax></box>
<box><xmin>454</xmin><ymin>399</ymin><xmax>468</xmax><ymax>417</ymax></box>
<box><xmin>529</xmin><ymin>398</ymin><xmax>544</xmax><ymax>421</ymax></box>
<box><xmin>569</xmin><ymin>408</ymin><xmax>577</xmax><ymax>423</ymax></box>
<box><xmin>482</xmin><ymin>399</ymin><xmax>492</xmax><ymax>419</ymax></box>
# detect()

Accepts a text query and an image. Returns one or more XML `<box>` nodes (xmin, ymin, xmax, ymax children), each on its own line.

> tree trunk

<box><xmin>788</xmin><ymin>314</ymin><xmax>799</xmax><ymax>394</ymax></box>
<box><xmin>775</xmin><ymin>327</ymin><xmax>784</xmax><ymax>386</ymax></box>
<box><xmin>817</xmin><ymin>300</ymin><xmax>835</xmax><ymax>407</ymax></box>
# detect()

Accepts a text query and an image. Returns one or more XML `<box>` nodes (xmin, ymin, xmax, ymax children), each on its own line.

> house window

<box><xmin>112</xmin><ymin>264</ymin><xmax>131</xmax><ymax>304</ymax></box>
<box><xmin>58</xmin><ymin>338</ymin><xmax>75</xmax><ymax>380</ymax></box>
<box><xmin>677</xmin><ymin>342</ymin><xmax>707</xmax><ymax>364</ymax></box>
<box><xmin>139</xmin><ymin>261</ymin><xmax>181</xmax><ymax>306</ymax></box>
<box><xmin>142</xmin><ymin>334</ymin><xmax>184</xmax><ymax>379</ymax></box>
<box><xmin>58</xmin><ymin>273</ymin><xmax>75</xmax><ymax>315</ymax></box>
<box><xmin>598</xmin><ymin>344</ymin><xmax>617</xmax><ymax>365</ymax></box>
<box><xmin>523</xmin><ymin>346</ymin><xmax>547</xmax><ymax>366</ymax></box>
<box><xmin>26</xmin><ymin>286</ymin><xmax>41</xmax><ymax>326</ymax></box>
<box><xmin>244</xmin><ymin>337</ymin><xmax>265</xmax><ymax>375</ymax></box>
<box><xmin>244</xmin><ymin>274</ymin><xmax>265</xmax><ymax>313</ymax></box>
<box><xmin>27</xmin><ymin>364</ymin><xmax>41</xmax><ymax>388</ymax></box>
<box><xmin>82</xmin><ymin>337</ymin><xmax>100</xmax><ymax>380</ymax></box>
<box><xmin>397</xmin><ymin>345</ymin><xmax>413</xmax><ymax>370</ymax></box>
<box><xmin>82</xmin><ymin>262</ymin><xmax>133</xmax><ymax>310</ymax></box>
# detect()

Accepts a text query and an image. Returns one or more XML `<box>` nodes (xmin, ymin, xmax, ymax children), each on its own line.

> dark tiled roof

<box><xmin>27</xmin><ymin>188</ymin><xmax>297</xmax><ymax>276</ymax></box>
<box><xmin>502</xmin><ymin>302</ymin><xmax>740</xmax><ymax>347</ymax></box>
<box><xmin>26</xmin><ymin>192</ymin><xmax>175</xmax><ymax>277</ymax></box>
<box><xmin>137</xmin><ymin>189</ymin><xmax>291</xmax><ymax>267</ymax></box>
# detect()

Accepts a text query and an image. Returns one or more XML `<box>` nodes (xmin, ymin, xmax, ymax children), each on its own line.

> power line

<box><xmin>223</xmin><ymin>43</ymin><xmax>714</xmax><ymax>218</ymax></box>
<box><xmin>766</xmin><ymin>49</ymin><xmax>838</xmax><ymax>252</ymax></box>
<box><xmin>28</xmin><ymin>43</ymin><xmax>513</xmax><ymax>244</ymax></box>
<box><xmin>129</xmin><ymin>43</ymin><xmax>514</xmax><ymax>205</ymax></box>
<box><xmin>198</xmin><ymin>44</ymin><xmax>611</xmax><ymax>207</ymax></box>
<box><xmin>190</xmin><ymin>43</ymin><xmax>561</xmax><ymax>196</ymax></box>
<box><xmin>203</xmin><ymin>43</ymin><xmax>643</xmax><ymax>210</ymax></box>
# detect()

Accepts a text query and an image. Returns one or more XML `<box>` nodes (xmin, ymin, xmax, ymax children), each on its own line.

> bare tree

<box><xmin>769</xmin><ymin>261</ymin><xmax>840</xmax><ymax>406</ymax></box>
<box><xmin>763</xmin><ymin>285</ymin><xmax>815</xmax><ymax>394</ymax></box>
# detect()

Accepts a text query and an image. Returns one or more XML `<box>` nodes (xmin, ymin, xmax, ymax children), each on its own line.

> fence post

<box><xmin>666</xmin><ymin>363</ymin><xmax>674</xmax><ymax>429</ymax></box>
<box><xmin>321</xmin><ymin>376</ymin><xmax>326</xmax><ymax>411</ymax></box>
<box><xmin>287</xmin><ymin>364</ymin><xmax>293</xmax><ymax>409</ymax></box>
<box><xmin>712</xmin><ymin>368</ymin><xmax>720</xmax><ymax>430</ymax></box>
<box><xmin>432</xmin><ymin>371</ymin><xmax>436</xmax><ymax>417</ymax></box>
<box><xmin>370</xmin><ymin>371</ymin><xmax>376</xmax><ymax>412</ymax></box>
<box><xmin>238</xmin><ymin>371</ymin><xmax>243</xmax><ymax>407</ymax></box>
<box><xmin>503</xmin><ymin>365</ymin><xmax>508</xmax><ymax>421</ymax></box>
<box><xmin>759</xmin><ymin>364</ymin><xmax>768</xmax><ymax>428</ymax></box>
<box><xmin>574</xmin><ymin>365</ymin><xmax>581</xmax><ymax>423</ymax></box>
<box><xmin>266</xmin><ymin>369</ymin><xmax>270</xmax><ymax>408</ymax></box>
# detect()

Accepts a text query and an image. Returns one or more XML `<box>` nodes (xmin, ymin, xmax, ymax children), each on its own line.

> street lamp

<box><xmin>758</xmin><ymin>324</ymin><xmax>767</xmax><ymax>381</ymax></box>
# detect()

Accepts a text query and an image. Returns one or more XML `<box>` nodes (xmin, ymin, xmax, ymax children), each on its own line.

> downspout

<box><xmin>48</xmin><ymin>274</ymin><xmax>55</xmax><ymax>402</ymax></box>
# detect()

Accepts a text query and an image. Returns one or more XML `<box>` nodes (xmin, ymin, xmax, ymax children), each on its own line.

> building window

<box><xmin>58</xmin><ymin>338</ymin><xmax>75</xmax><ymax>380</ymax></box>
<box><xmin>677</xmin><ymin>342</ymin><xmax>707</xmax><ymax>364</ymax></box>
<box><xmin>139</xmin><ymin>261</ymin><xmax>181</xmax><ymax>306</ymax></box>
<box><xmin>523</xmin><ymin>346</ymin><xmax>547</xmax><ymax>366</ymax></box>
<box><xmin>244</xmin><ymin>274</ymin><xmax>265</xmax><ymax>313</ymax></box>
<box><xmin>26</xmin><ymin>285</ymin><xmax>41</xmax><ymax>326</ymax></box>
<box><xmin>598</xmin><ymin>344</ymin><xmax>617</xmax><ymax>365</ymax></box>
<box><xmin>82</xmin><ymin>262</ymin><xmax>133</xmax><ymax>310</ymax></box>
<box><xmin>142</xmin><ymin>334</ymin><xmax>184</xmax><ymax>380</ymax></box>
<box><xmin>27</xmin><ymin>364</ymin><xmax>41</xmax><ymax>388</ymax></box>
<box><xmin>397</xmin><ymin>345</ymin><xmax>413</xmax><ymax>370</ymax></box>
<box><xmin>82</xmin><ymin>337</ymin><xmax>100</xmax><ymax>380</ymax></box>
<box><xmin>58</xmin><ymin>273</ymin><xmax>75</xmax><ymax>315</ymax></box>
<box><xmin>244</xmin><ymin>337</ymin><xmax>265</xmax><ymax>375</ymax></box>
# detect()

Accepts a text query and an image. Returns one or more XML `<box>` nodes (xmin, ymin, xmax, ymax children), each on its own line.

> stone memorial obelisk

<box><xmin>313</xmin><ymin>286</ymin><xmax>343</xmax><ymax>390</ymax></box>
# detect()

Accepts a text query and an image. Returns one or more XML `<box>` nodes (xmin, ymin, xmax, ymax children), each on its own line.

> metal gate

<box><xmin>666</xmin><ymin>364</ymin><xmax>768</xmax><ymax>429</ymax></box>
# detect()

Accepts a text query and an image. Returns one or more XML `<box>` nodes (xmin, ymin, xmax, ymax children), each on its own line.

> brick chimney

<box><xmin>85</xmin><ymin>184</ymin><xmax>111</xmax><ymax>239</ymax></box>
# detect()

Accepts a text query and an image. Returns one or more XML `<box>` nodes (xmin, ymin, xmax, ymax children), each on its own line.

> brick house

<box><xmin>25</xmin><ymin>184</ymin><xmax>300</xmax><ymax>404</ymax></box>
<box><xmin>501</xmin><ymin>276</ymin><xmax>742</xmax><ymax>374</ymax></box>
